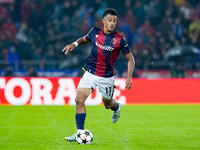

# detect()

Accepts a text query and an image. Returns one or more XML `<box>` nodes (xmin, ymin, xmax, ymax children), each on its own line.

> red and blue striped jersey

<box><xmin>84</xmin><ymin>27</ymin><xmax>131</xmax><ymax>77</ymax></box>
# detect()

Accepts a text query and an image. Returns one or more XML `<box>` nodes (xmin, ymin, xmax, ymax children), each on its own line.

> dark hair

<box><xmin>102</xmin><ymin>8</ymin><xmax>118</xmax><ymax>18</ymax></box>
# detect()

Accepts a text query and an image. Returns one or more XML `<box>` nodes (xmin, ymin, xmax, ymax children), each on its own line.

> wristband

<box><xmin>73</xmin><ymin>41</ymin><xmax>78</xmax><ymax>47</ymax></box>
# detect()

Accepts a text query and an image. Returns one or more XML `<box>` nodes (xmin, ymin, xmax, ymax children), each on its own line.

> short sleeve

<box><xmin>84</xmin><ymin>27</ymin><xmax>94</xmax><ymax>42</ymax></box>
<box><xmin>120</xmin><ymin>37</ymin><xmax>131</xmax><ymax>55</ymax></box>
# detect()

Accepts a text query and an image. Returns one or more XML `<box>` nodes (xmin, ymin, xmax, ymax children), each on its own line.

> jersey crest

<box><xmin>112</xmin><ymin>38</ymin><xmax>116</xmax><ymax>44</ymax></box>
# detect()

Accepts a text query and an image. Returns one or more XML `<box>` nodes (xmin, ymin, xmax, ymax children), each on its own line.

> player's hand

<box><xmin>125</xmin><ymin>78</ymin><xmax>132</xmax><ymax>90</ymax></box>
<box><xmin>62</xmin><ymin>44</ymin><xmax>76</xmax><ymax>54</ymax></box>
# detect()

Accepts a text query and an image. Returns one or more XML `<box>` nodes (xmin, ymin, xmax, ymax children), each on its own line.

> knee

<box><xmin>75</xmin><ymin>96</ymin><xmax>84</xmax><ymax>106</ymax></box>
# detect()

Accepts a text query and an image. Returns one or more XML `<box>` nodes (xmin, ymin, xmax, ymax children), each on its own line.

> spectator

<box><xmin>180</xmin><ymin>1</ymin><xmax>192</xmax><ymax>20</ymax></box>
<box><xmin>15</xmin><ymin>22</ymin><xmax>28</xmax><ymax>43</ymax></box>
<box><xmin>167</xmin><ymin>30</ymin><xmax>176</xmax><ymax>46</ymax></box>
<box><xmin>179</xmin><ymin>1</ymin><xmax>192</xmax><ymax>27</ymax></box>
<box><xmin>188</xmin><ymin>17</ymin><xmax>200</xmax><ymax>47</ymax></box>
<box><xmin>60</xmin><ymin>15</ymin><xmax>71</xmax><ymax>33</ymax></box>
<box><xmin>26</xmin><ymin>67</ymin><xmax>38</xmax><ymax>77</ymax></box>
<box><xmin>196</xmin><ymin>2</ymin><xmax>200</xmax><ymax>18</ymax></box>
<box><xmin>132</xmin><ymin>28</ymin><xmax>147</xmax><ymax>44</ymax></box>
<box><xmin>96</xmin><ymin>1</ymin><xmax>107</xmax><ymax>18</ymax></box>
<box><xmin>62</xmin><ymin>1</ymin><xmax>74</xmax><ymax>17</ymax></box>
<box><xmin>156</xmin><ymin>18</ymin><xmax>171</xmax><ymax>38</ymax></box>
<box><xmin>7</xmin><ymin>46</ymin><xmax>21</xmax><ymax>70</ymax></box>
<box><xmin>140</xmin><ymin>19</ymin><xmax>156</xmax><ymax>38</ymax></box>
<box><xmin>78</xmin><ymin>4</ymin><xmax>88</xmax><ymax>19</ymax></box>
<box><xmin>147</xmin><ymin>36</ymin><xmax>158</xmax><ymax>52</ymax></box>
<box><xmin>45</xmin><ymin>28</ymin><xmax>58</xmax><ymax>44</ymax></box>
<box><xmin>133</xmin><ymin>1</ymin><xmax>145</xmax><ymax>26</ymax></box>
<box><xmin>20</xmin><ymin>0</ymin><xmax>32</xmax><ymax>23</ymax></box>
<box><xmin>170</xmin><ymin>62</ymin><xmax>185</xmax><ymax>78</ymax></box>
<box><xmin>174</xmin><ymin>0</ymin><xmax>185</xmax><ymax>8</ymax></box>
<box><xmin>3</xmin><ymin>67</ymin><xmax>14</xmax><ymax>76</ymax></box>
<box><xmin>32</xmin><ymin>45</ymin><xmax>43</xmax><ymax>61</ymax></box>
<box><xmin>44</xmin><ymin>46</ymin><xmax>58</xmax><ymax>69</ymax></box>
<box><xmin>81</xmin><ymin>11</ymin><xmax>94</xmax><ymax>33</ymax></box>
<box><xmin>123</xmin><ymin>8</ymin><xmax>137</xmax><ymax>34</ymax></box>
<box><xmin>132</xmin><ymin>36</ymin><xmax>146</xmax><ymax>52</ymax></box>
<box><xmin>188</xmin><ymin>8</ymin><xmax>198</xmax><ymax>22</ymax></box>
<box><xmin>170</xmin><ymin>18</ymin><xmax>183</xmax><ymax>39</ymax></box>
<box><xmin>70</xmin><ymin>10</ymin><xmax>83</xmax><ymax>31</ymax></box>
<box><xmin>138</xmin><ymin>48</ymin><xmax>150</xmax><ymax>69</ymax></box>
<box><xmin>117</xmin><ymin>17</ymin><xmax>132</xmax><ymax>41</ymax></box>
<box><xmin>0</xmin><ymin>19</ymin><xmax>16</xmax><ymax>41</ymax></box>
<box><xmin>0</xmin><ymin>5</ymin><xmax>9</xmax><ymax>21</ymax></box>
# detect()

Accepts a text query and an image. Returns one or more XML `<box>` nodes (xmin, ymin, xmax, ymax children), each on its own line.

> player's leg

<box><xmin>65</xmin><ymin>88</ymin><xmax>91</xmax><ymax>142</ymax></box>
<box><xmin>102</xmin><ymin>97</ymin><xmax>118</xmax><ymax>110</ymax></box>
<box><xmin>75</xmin><ymin>88</ymin><xmax>92</xmax><ymax>130</ymax></box>
<box><xmin>102</xmin><ymin>97</ymin><xmax>121</xmax><ymax>123</ymax></box>
<box><xmin>65</xmin><ymin>71</ymin><xmax>96</xmax><ymax>142</ymax></box>
<box><xmin>97</xmin><ymin>75</ymin><xmax>121</xmax><ymax>123</ymax></box>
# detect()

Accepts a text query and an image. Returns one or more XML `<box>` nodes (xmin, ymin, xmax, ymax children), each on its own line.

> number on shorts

<box><xmin>105</xmin><ymin>87</ymin><xmax>112</xmax><ymax>97</ymax></box>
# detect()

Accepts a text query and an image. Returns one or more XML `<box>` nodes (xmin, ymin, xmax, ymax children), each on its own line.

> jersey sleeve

<box><xmin>120</xmin><ymin>37</ymin><xmax>131</xmax><ymax>55</ymax></box>
<box><xmin>84</xmin><ymin>27</ymin><xmax>94</xmax><ymax>42</ymax></box>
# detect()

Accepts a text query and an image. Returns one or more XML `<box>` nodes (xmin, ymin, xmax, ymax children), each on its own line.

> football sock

<box><xmin>75</xmin><ymin>113</ymin><xmax>86</xmax><ymax>130</ymax></box>
<box><xmin>111</xmin><ymin>102</ymin><xmax>119</xmax><ymax>112</ymax></box>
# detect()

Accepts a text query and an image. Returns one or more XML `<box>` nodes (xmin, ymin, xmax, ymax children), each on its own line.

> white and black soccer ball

<box><xmin>76</xmin><ymin>129</ymin><xmax>93</xmax><ymax>145</ymax></box>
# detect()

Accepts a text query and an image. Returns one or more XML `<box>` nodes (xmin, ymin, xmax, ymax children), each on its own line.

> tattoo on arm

<box><xmin>76</xmin><ymin>37</ymin><xmax>88</xmax><ymax>47</ymax></box>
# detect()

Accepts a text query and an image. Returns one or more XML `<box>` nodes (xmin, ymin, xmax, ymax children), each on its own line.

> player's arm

<box><xmin>125</xmin><ymin>52</ymin><xmax>135</xmax><ymax>90</ymax></box>
<box><xmin>62</xmin><ymin>37</ymin><xmax>89</xmax><ymax>55</ymax></box>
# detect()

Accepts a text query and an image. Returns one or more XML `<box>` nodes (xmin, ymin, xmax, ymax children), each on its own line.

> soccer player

<box><xmin>62</xmin><ymin>8</ymin><xmax>135</xmax><ymax>142</ymax></box>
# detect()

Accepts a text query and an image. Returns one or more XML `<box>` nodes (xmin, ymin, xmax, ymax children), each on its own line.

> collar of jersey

<box><xmin>102</xmin><ymin>29</ymin><xmax>115</xmax><ymax>35</ymax></box>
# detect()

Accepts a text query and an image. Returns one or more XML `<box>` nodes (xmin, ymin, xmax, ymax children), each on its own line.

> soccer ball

<box><xmin>76</xmin><ymin>129</ymin><xmax>93</xmax><ymax>145</ymax></box>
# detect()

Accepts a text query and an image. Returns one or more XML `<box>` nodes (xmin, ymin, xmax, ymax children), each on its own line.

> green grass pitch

<box><xmin>0</xmin><ymin>105</ymin><xmax>200</xmax><ymax>150</ymax></box>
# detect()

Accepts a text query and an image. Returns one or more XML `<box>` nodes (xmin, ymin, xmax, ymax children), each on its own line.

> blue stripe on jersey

<box><xmin>84</xmin><ymin>27</ymin><xmax>101</xmax><ymax>74</ymax></box>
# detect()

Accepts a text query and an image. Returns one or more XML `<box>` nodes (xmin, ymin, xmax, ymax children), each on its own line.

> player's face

<box><xmin>103</xmin><ymin>14</ymin><xmax>117</xmax><ymax>34</ymax></box>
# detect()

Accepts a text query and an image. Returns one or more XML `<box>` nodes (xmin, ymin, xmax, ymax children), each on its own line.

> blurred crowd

<box><xmin>0</xmin><ymin>0</ymin><xmax>200</xmax><ymax>75</ymax></box>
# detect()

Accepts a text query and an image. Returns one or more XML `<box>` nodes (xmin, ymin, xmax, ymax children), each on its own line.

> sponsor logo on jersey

<box><xmin>95</xmin><ymin>42</ymin><xmax>114</xmax><ymax>51</ymax></box>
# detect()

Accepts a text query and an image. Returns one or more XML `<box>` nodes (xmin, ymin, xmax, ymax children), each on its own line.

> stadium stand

<box><xmin>0</xmin><ymin>0</ymin><xmax>200</xmax><ymax>77</ymax></box>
